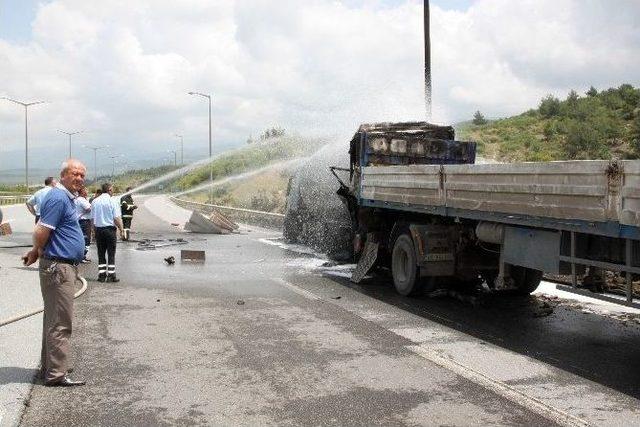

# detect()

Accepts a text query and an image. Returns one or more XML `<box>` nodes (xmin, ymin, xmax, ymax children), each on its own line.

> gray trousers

<box><xmin>39</xmin><ymin>258</ymin><xmax>77</xmax><ymax>383</ymax></box>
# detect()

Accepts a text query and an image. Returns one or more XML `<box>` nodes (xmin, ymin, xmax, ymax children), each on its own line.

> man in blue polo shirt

<box><xmin>22</xmin><ymin>159</ymin><xmax>87</xmax><ymax>387</ymax></box>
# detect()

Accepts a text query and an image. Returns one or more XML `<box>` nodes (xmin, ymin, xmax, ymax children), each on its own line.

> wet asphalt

<box><xmin>17</xmin><ymin>199</ymin><xmax>640</xmax><ymax>426</ymax></box>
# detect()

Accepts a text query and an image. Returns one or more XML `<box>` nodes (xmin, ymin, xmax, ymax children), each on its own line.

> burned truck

<box><xmin>333</xmin><ymin>122</ymin><xmax>640</xmax><ymax>305</ymax></box>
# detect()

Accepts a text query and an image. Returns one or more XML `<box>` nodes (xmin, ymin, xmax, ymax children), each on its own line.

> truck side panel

<box><xmin>359</xmin><ymin>160</ymin><xmax>639</xmax><ymax>229</ymax></box>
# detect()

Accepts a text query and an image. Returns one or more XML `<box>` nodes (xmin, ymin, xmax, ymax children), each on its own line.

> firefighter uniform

<box><xmin>120</xmin><ymin>192</ymin><xmax>137</xmax><ymax>241</ymax></box>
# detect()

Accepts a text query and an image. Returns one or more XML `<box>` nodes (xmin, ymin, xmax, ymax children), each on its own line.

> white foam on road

<box><xmin>534</xmin><ymin>281</ymin><xmax>640</xmax><ymax>317</ymax></box>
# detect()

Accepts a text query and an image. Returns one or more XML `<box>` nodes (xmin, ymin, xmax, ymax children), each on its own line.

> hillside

<box><xmin>456</xmin><ymin>84</ymin><xmax>640</xmax><ymax>162</ymax></box>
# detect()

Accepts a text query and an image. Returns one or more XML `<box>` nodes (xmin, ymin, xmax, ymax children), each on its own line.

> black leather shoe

<box><xmin>97</xmin><ymin>274</ymin><xmax>106</xmax><ymax>282</ymax></box>
<box><xmin>107</xmin><ymin>275</ymin><xmax>120</xmax><ymax>283</ymax></box>
<box><xmin>37</xmin><ymin>367</ymin><xmax>73</xmax><ymax>379</ymax></box>
<box><xmin>45</xmin><ymin>376</ymin><xmax>85</xmax><ymax>387</ymax></box>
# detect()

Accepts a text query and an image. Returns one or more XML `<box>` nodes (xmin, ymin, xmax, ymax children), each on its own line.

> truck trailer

<box><xmin>333</xmin><ymin>122</ymin><xmax>640</xmax><ymax>306</ymax></box>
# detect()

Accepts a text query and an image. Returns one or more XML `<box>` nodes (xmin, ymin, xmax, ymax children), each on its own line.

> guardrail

<box><xmin>170</xmin><ymin>197</ymin><xmax>285</xmax><ymax>230</ymax></box>
<box><xmin>0</xmin><ymin>195</ymin><xmax>30</xmax><ymax>206</ymax></box>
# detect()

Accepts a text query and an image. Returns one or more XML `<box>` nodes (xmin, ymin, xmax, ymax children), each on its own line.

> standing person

<box><xmin>21</xmin><ymin>159</ymin><xmax>87</xmax><ymax>387</ymax></box>
<box><xmin>26</xmin><ymin>177</ymin><xmax>57</xmax><ymax>223</ymax></box>
<box><xmin>91</xmin><ymin>182</ymin><xmax>123</xmax><ymax>282</ymax></box>
<box><xmin>89</xmin><ymin>188</ymin><xmax>102</xmax><ymax>203</ymax></box>
<box><xmin>75</xmin><ymin>187</ymin><xmax>92</xmax><ymax>263</ymax></box>
<box><xmin>119</xmin><ymin>187</ymin><xmax>137</xmax><ymax>241</ymax></box>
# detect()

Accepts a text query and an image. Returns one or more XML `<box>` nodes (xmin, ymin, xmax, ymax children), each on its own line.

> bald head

<box><xmin>61</xmin><ymin>158</ymin><xmax>86</xmax><ymax>176</ymax></box>
<box><xmin>60</xmin><ymin>158</ymin><xmax>87</xmax><ymax>194</ymax></box>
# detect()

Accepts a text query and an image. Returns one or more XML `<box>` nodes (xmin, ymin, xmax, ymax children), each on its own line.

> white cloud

<box><xmin>1</xmin><ymin>0</ymin><xmax>639</xmax><ymax>176</ymax></box>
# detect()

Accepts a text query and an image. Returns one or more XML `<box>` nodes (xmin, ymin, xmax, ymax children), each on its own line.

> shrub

<box><xmin>539</xmin><ymin>95</ymin><xmax>561</xmax><ymax>118</ymax></box>
<box><xmin>472</xmin><ymin>110</ymin><xmax>487</xmax><ymax>125</ymax></box>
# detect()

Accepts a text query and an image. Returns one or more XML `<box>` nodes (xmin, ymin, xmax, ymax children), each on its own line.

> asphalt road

<box><xmin>8</xmin><ymin>196</ymin><xmax>640</xmax><ymax>426</ymax></box>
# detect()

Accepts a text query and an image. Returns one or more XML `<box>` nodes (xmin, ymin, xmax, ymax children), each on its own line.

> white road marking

<box><xmin>273</xmin><ymin>277</ymin><xmax>590</xmax><ymax>427</ymax></box>
<box><xmin>273</xmin><ymin>278</ymin><xmax>320</xmax><ymax>301</ymax></box>
<box><xmin>408</xmin><ymin>345</ymin><xmax>589</xmax><ymax>427</ymax></box>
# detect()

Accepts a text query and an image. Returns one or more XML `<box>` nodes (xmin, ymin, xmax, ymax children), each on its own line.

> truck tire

<box><xmin>391</xmin><ymin>233</ymin><xmax>422</xmax><ymax>296</ymax></box>
<box><xmin>510</xmin><ymin>266</ymin><xmax>543</xmax><ymax>295</ymax></box>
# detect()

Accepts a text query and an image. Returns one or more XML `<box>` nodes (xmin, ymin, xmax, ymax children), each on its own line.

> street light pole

<box><xmin>58</xmin><ymin>129</ymin><xmax>82</xmax><ymax>158</ymax></box>
<box><xmin>174</xmin><ymin>134</ymin><xmax>184</xmax><ymax>166</ymax></box>
<box><xmin>1</xmin><ymin>97</ymin><xmax>45</xmax><ymax>191</ymax></box>
<box><xmin>188</xmin><ymin>91</ymin><xmax>213</xmax><ymax>202</ymax></box>
<box><xmin>83</xmin><ymin>144</ymin><xmax>109</xmax><ymax>184</ymax></box>
<box><xmin>109</xmin><ymin>154</ymin><xmax>121</xmax><ymax>179</ymax></box>
<box><xmin>424</xmin><ymin>0</ymin><xmax>432</xmax><ymax>122</ymax></box>
<box><xmin>167</xmin><ymin>150</ymin><xmax>177</xmax><ymax>167</ymax></box>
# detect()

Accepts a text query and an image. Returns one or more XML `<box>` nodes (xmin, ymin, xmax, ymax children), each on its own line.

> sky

<box><xmin>1</xmin><ymin>0</ymin><xmax>639</xmax><ymax>181</ymax></box>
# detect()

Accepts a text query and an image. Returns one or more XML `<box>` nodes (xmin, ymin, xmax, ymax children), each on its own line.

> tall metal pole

<box><xmin>167</xmin><ymin>150</ymin><xmax>177</xmax><ymax>167</ymax></box>
<box><xmin>1</xmin><ymin>97</ymin><xmax>45</xmax><ymax>191</ymax></box>
<box><xmin>83</xmin><ymin>144</ymin><xmax>108</xmax><ymax>184</ymax></box>
<box><xmin>424</xmin><ymin>0</ymin><xmax>432</xmax><ymax>122</ymax></box>
<box><xmin>58</xmin><ymin>130</ymin><xmax>82</xmax><ymax>158</ymax></box>
<box><xmin>109</xmin><ymin>155</ymin><xmax>120</xmax><ymax>179</ymax></box>
<box><xmin>175</xmin><ymin>134</ymin><xmax>184</xmax><ymax>165</ymax></box>
<box><xmin>208</xmin><ymin>96</ymin><xmax>212</xmax><ymax>203</ymax></box>
<box><xmin>188</xmin><ymin>91</ymin><xmax>213</xmax><ymax>202</ymax></box>
<box><xmin>24</xmin><ymin>106</ymin><xmax>28</xmax><ymax>190</ymax></box>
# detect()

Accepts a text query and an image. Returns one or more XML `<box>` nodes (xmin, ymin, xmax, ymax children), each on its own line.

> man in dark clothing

<box><xmin>120</xmin><ymin>187</ymin><xmax>137</xmax><ymax>241</ymax></box>
<box><xmin>91</xmin><ymin>183</ymin><xmax>124</xmax><ymax>282</ymax></box>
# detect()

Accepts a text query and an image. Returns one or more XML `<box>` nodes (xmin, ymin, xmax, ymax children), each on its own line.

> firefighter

<box><xmin>120</xmin><ymin>187</ymin><xmax>137</xmax><ymax>241</ymax></box>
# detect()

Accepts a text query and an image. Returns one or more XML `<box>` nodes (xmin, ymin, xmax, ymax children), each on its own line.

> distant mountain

<box><xmin>456</xmin><ymin>84</ymin><xmax>640</xmax><ymax>162</ymax></box>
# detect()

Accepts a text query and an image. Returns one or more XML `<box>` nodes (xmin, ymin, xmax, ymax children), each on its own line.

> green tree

<box><xmin>472</xmin><ymin>110</ymin><xmax>487</xmax><ymax>125</ymax></box>
<box><xmin>586</xmin><ymin>86</ymin><xmax>598</xmax><ymax>97</ymax></box>
<box><xmin>539</xmin><ymin>95</ymin><xmax>561</xmax><ymax>118</ymax></box>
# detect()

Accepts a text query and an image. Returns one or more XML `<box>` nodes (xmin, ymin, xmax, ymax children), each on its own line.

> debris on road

<box><xmin>184</xmin><ymin>210</ymin><xmax>238</xmax><ymax>234</ymax></box>
<box><xmin>0</xmin><ymin>221</ymin><xmax>12</xmax><ymax>236</ymax></box>
<box><xmin>164</xmin><ymin>256</ymin><xmax>175</xmax><ymax>265</ymax></box>
<box><xmin>533</xmin><ymin>301</ymin><xmax>554</xmax><ymax>318</ymax></box>
<box><xmin>136</xmin><ymin>238</ymin><xmax>189</xmax><ymax>250</ymax></box>
<box><xmin>236</xmin><ymin>300</ymin><xmax>245</xmax><ymax>305</ymax></box>
<box><xmin>181</xmin><ymin>249</ymin><xmax>205</xmax><ymax>262</ymax></box>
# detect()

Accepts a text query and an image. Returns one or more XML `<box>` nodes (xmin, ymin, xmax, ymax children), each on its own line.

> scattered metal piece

<box><xmin>164</xmin><ymin>256</ymin><xmax>175</xmax><ymax>265</ymax></box>
<box><xmin>236</xmin><ymin>300</ymin><xmax>245</xmax><ymax>305</ymax></box>
<box><xmin>181</xmin><ymin>249</ymin><xmax>205</xmax><ymax>262</ymax></box>
<box><xmin>136</xmin><ymin>239</ymin><xmax>189</xmax><ymax>251</ymax></box>
<box><xmin>330</xmin><ymin>296</ymin><xmax>342</xmax><ymax>300</ymax></box>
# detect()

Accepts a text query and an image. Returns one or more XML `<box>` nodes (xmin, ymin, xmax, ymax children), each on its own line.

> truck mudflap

<box><xmin>351</xmin><ymin>237</ymin><xmax>379</xmax><ymax>283</ymax></box>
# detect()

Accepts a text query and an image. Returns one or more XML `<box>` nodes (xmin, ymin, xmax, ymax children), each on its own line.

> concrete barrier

<box><xmin>170</xmin><ymin>197</ymin><xmax>284</xmax><ymax>230</ymax></box>
<box><xmin>0</xmin><ymin>195</ymin><xmax>30</xmax><ymax>206</ymax></box>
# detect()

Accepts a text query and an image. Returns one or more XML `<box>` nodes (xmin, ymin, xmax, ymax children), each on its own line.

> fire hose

<box><xmin>0</xmin><ymin>277</ymin><xmax>88</xmax><ymax>328</ymax></box>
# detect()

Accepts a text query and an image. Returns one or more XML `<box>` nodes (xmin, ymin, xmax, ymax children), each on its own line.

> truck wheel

<box><xmin>392</xmin><ymin>233</ymin><xmax>421</xmax><ymax>296</ymax></box>
<box><xmin>510</xmin><ymin>266</ymin><xmax>543</xmax><ymax>295</ymax></box>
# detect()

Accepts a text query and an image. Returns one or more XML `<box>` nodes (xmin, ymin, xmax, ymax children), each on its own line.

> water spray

<box><xmin>174</xmin><ymin>157</ymin><xmax>308</xmax><ymax>198</ymax></box>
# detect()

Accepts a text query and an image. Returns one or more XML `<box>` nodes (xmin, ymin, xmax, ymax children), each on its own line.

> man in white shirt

<box><xmin>75</xmin><ymin>187</ymin><xmax>92</xmax><ymax>263</ymax></box>
<box><xmin>91</xmin><ymin>183</ymin><xmax>124</xmax><ymax>282</ymax></box>
<box><xmin>26</xmin><ymin>177</ymin><xmax>57</xmax><ymax>223</ymax></box>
